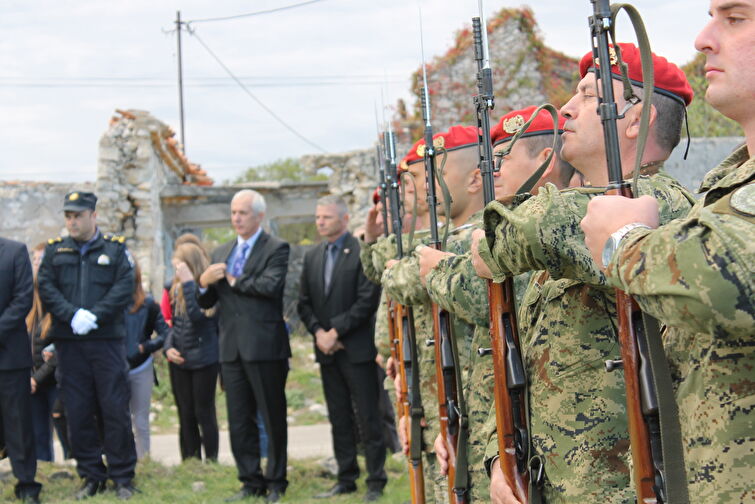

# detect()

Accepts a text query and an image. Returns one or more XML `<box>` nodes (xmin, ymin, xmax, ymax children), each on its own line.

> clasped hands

<box><xmin>315</xmin><ymin>328</ymin><xmax>343</xmax><ymax>355</ymax></box>
<box><xmin>199</xmin><ymin>263</ymin><xmax>239</xmax><ymax>288</ymax></box>
<box><xmin>71</xmin><ymin>308</ymin><xmax>98</xmax><ymax>335</ymax></box>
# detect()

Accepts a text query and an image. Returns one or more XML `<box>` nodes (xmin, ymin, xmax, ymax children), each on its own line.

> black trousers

<box><xmin>0</xmin><ymin>368</ymin><xmax>42</xmax><ymax>499</ymax></box>
<box><xmin>321</xmin><ymin>353</ymin><xmax>387</xmax><ymax>491</ymax></box>
<box><xmin>57</xmin><ymin>339</ymin><xmax>137</xmax><ymax>484</ymax></box>
<box><xmin>222</xmin><ymin>359</ymin><xmax>288</xmax><ymax>492</ymax></box>
<box><xmin>169</xmin><ymin>362</ymin><xmax>219</xmax><ymax>461</ymax></box>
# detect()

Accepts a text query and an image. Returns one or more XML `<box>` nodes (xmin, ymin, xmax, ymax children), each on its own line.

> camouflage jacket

<box><xmin>477</xmin><ymin>173</ymin><xmax>695</xmax><ymax>502</ymax></box>
<box><xmin>386</xmin><ymin>211</ymin><xmax>496</xmax><ymax>498</ymax></box>
<box><xmin>364</xmin><ymin>231</ymin><xmax>441</xmax><ymax>452</ymax></box>
<box><xmin>606</xmin><ymin>147</ymin><xmax>755</xmax><ymax>502</ymax></box>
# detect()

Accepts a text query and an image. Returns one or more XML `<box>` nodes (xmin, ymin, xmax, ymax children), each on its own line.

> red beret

<box><xmin>491</xmin><ymin>106</ymin><xmax>566</xmax><ymax>147</ymax></box>
<box><xmin>399</xmin><ymin>125</ymin><xmax>480</xmax><ymax>171</ymax></box>
<box><xmin>579</xmin><ymin>42</ymin><xmax>693</xmax><ymax>106</ymax></box>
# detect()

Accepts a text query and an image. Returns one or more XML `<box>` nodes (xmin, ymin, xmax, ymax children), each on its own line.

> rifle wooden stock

<box><xmin>616</xmin><ymin>292</ymin><xmax>658</xmax><ymax>502</ymax></box>
<box><xmin>607</xmin><ymin>182</ymin><xmax>659</xmax><ymax>503</ymax></box>
<box><xmin>387</xmin><ymin>297</ymin><xmax>404</xmax><ymax>420</ymax></box>
<box><xmin>487</xmin><ymin>279</ymin><xmax>529</xmax><ymax>503</ymax></box>
<box><xmin>396</xmin><ymin>301</ymin><xmax>426</xmax><ymax>504</ymax></box>
<box><xmin>589</xmin><ymin>0</ymin><xmax>666</xmax><ymax>498</ymax></box>
<box><xmin>431</xmin><ymin>302</ymin><xmax>464</xmax><ymax>503</ymax></box>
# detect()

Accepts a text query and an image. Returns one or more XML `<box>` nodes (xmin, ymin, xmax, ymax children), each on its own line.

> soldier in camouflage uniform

<box><xmin>471</xmin><ymin>43</ymin><xmax>697</xmax><ymax>503</ymax></box>
<box><xmin>416</xmin><ymin>108</ymin><xmax>574</xmax><ymax>502</ymax></box>
<box><xmin>361</xmin><ymin>145</ymin><xmax>443</xmax><ymax>503</ymax></box>
<box><xmin>580</xmin><ymin>4</ymin><xmax>755</xmax><ymax>501</ymax></box>
<box><xmin>382</xmin><ymin>125</ymin><xmax>494</xmax><ymax>500</ymax></box>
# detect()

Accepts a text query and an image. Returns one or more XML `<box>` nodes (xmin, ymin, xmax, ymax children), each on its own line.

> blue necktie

<box><xmin>324</xmin><ymin>243</ymin><xmax>338</xmax><ymax>293</ymax></box>
<box><xmin>231</xmin><ymin>242</ymin><xmax>250</xmax><ymax>277</ymax></box>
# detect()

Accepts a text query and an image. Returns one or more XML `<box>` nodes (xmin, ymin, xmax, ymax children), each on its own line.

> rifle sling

<box><xmin>408</xmin><ymin>309</ymin><xmax>425</xmax><ymax>467</ymax></box>
<box><xmin>641</xmin><ymin>313</ymin><xmax>690</xmax><ymax>504</ymax></box>
<box><xmin>609</xmin><ymin>5</ymin><xmax>690</xmax><ymax>502</ymax></box>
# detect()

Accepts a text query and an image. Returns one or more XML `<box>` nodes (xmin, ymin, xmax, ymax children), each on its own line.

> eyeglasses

<box><xmin>493</xmin><ymin>150</ymin><xmax>509</xmax><ymax>172</ymax></box>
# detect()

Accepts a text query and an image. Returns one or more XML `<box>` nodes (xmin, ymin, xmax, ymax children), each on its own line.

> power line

<box><xmin>185</xmin><ymin>0</ymin><xmax>326</xmax><ymax>24</ymax></box>
<box><xmin>187</xmin><ymin>28</ymin><xmax>327</xmax><ymax>154</ymax></box>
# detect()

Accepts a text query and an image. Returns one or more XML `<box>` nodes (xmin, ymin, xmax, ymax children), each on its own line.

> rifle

<box><xmin>417</xmin><ymin>14</ymin><xmax>469</xmax><ymax>501</ymax></box>
<box><xmin>590</xmin><ymin>0</ymin><xmax>688</xmax><ymax>504</ymax></box>
<box><xmin>385</xmin><ymin>127</ymin><xmax>426</xmax><ymax>504</ymax></box>
<box><xmin>472</xmin><ymin>7</ymin><xmax>530</xmax><ymax>502</ymax></box>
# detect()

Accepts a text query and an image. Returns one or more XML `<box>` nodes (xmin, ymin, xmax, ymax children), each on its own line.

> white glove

<box><xmin>71</xmin><ymin>309</ymin><xmax>98</xmax><ymax>335</ymax></box>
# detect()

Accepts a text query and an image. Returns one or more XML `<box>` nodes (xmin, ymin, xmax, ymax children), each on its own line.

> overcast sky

<box><xmin>1</xmin><ymin>0</ymin><xmax>708</xmax><ymax>183</ymax></box>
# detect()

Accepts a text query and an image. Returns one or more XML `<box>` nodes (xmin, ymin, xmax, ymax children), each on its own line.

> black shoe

<box><xmin>314</xmin><ymin>483</ymin><xmax>357</xmax><ymax>498</ymax></box>
<box><xmin>114</xmin><ymin>483</ymin><xmax>139</xmax><ymax>500</ymax></box>
<box><xmin>19</xmin><ymin>495</ymin><xmax>40</xmax><ymax>504</ymax></box>
<box><xmin>75</xmin><ymin>480</ymin><xmax>106</xmax><ymax>500</ymax></box>
<box><xmin>225</xmin><ymin>487</ymin><xmax>266</xmax><ymax>502</ymax></box>
<box><xmin>266</xmin><ymin>489</ymin><xmax>284</xmax><ymax>502</ymax></box>
<box><xmin>363</xmin><ymin>489</ymin><xmax>383</xmax><ymax>502</ymax></box>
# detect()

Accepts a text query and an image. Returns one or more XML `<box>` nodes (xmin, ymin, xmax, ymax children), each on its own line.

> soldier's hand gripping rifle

<box><xmin>472</xmin><ymin>6</ymin><xmax>530</xmax><ymax>502</ymax></box>
<box><xmin>385</xmin><ymin>127</ymin><xmax>427</xmax><ymax>504</ymax></box>
<box><xmin>417</xmin><ymin>16</ymin><xmax>469</xmax><ymax>501</ymax></box>
<box><xmin>589</xmin><ymin>2</ymin><xmax>688</xmax><ymax>503</ymax></box>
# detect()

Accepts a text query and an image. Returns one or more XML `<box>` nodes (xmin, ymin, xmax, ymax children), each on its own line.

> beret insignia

<box><xmin>415</xmin><ymin>136</ymin><xmax>445</xmax><ymax>157</ymax></box>
<box><xmin>596</xmin><ymin>46</ymin><xmax>619</xmax><ymax>67</ymax></box>
<box><xmin>503</xmin><ymin>115</ymin><xmax>525</xmax><ymax>134</ymax></box>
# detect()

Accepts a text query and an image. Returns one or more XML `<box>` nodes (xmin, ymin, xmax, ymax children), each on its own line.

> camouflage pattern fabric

<box><xmin>364</xmin><ymin>230</ymin><xmax>446</xmax><ymax>501</ymax></box>
<box><xmin>477</xmin><ymin>172</ymin><xmax>695</xmax><ymax>502</ymax></box>
<box><xmin>606</xmin><ymin>147</ymin><xmax>755</xmax><ymax>502</ymax></box>
<box><xmin>382</xmin><ymin>211</ymin><xmax>493</xmax><ymax>500</ymax></box>
<box><xmin>374</xmin><ymin>290</ymin><xmax>392</xmax><ymax>361</ymax></box>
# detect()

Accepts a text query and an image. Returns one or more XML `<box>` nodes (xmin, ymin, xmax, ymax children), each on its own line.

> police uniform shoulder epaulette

<box><xmin>103</xmin><ymin>233</ymin><xmax>126</xmax><ymax>244</ymax></box>
<box><xmin>47</xmin><ymin>236</ymin><xmax>63</xmax><ymax>245</ymax></box>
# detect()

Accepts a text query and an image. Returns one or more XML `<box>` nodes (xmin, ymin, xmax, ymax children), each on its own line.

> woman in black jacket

<box><xmin>124</xmin><ymin>260</ymin><xmax>169</xmax><ymax>459</ymax></box>
<box><xmin>164</xmin><ymin>242</ymin><xmax>220</xmax><ymax>461</ymax></box>
<box><xmin>27</xmin><ymin>243</ymin><xmax>71</xmax><ymax>461</ymax></box>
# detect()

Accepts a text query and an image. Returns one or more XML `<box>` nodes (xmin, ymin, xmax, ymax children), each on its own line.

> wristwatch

<box><xmin>601</xmin><ymin>223</ymin><xmax>652</xmax><ymax>267</ymax></box>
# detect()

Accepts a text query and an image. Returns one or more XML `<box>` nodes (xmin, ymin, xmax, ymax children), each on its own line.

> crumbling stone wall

<box><xmin>0</xmin><ymin>182</ymin><xmax>95</xmax><ymax>248</ymax></box>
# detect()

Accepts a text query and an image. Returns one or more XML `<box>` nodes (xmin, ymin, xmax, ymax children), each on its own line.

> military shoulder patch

<box><xmin>730</xmin><ymin>183</ymin><xmax>755</xmax><ymax>217</ymax></box>
<box><xmin>104</xmin><ymin>233</ymin><xmax>126</xmax><ymax>243</ymax></box>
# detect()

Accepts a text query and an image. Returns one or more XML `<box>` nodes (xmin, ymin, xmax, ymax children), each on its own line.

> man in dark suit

<box><xmin>0</xmin><ymin>237</ymin><xmax>42</xmax><ymax>503</ymax></box>
<box><xmin>298</xmin><ymin>196</ymin><xmax>386</xmax><ymax>502</ymax></box>
<box><xmin>198</xmin><ymin>189</ymin><xmax>290</xmax><ymax>503</ymax></box>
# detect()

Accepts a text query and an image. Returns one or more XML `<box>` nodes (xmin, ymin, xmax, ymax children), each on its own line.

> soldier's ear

<box><xmin>624</xmin><ymin>102</ymin><xmax>657</xmax><ymax>140</ymax></box>
<box><xmin>467</xmin><ymin>169</ymin><xmax>483</xmax><ymax>194</ymax></box>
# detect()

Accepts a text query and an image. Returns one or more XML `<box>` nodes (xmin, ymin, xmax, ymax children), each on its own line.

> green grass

<box><xmin>7</xmin><ymin>455</ymin><xmax>410</xmax><ymax>503</ymax></box>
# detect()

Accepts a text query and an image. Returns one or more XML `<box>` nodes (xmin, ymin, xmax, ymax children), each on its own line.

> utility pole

<box><xmin>175</xmin><ymin>10</ymin><xmax>186</xmax><ymax>154</ymax></box>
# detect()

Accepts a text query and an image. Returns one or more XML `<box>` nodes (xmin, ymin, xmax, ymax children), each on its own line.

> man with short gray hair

<box><xmin>199</xmin><ymin>189</ymin><xmax>290</xmax><ymax>503</ymax></box>
<box><xmin>298</xmin><ymin>195</ymin><xmax>386</xmax><ymax>502</ymax></box>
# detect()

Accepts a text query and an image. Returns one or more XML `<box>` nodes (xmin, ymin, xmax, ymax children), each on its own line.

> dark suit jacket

<box><xmin>298</xmin><ymin>232</ymin><xmax>381</xmax><ymax>365</ymax></box>
<box><xmin>0</xmin><ymin>237</ymin><xmax>34</xmax><ymax>370</ymax></box>
<box><xmin>198</xmin><ymin>231</ymin><xmax>291</xmax><ymax>363</ymax></box>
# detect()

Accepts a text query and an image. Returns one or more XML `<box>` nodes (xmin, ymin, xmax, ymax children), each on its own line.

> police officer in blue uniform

<box><xmin>37</xmin><ymin>191</ymin><xmax>138</xmax><ymax>500</ymax></box>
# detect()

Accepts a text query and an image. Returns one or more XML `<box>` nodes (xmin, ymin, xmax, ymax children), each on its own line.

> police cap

<box><xmin>63</xmin><ymin>191</ymin><xmax>97</xmax><ymax>212</ymax></box>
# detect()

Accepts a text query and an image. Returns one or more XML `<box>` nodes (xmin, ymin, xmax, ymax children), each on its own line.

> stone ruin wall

<box><xmin>303</xmin><ymin>8</ymin><xmax>580</xmax><ymax>222</ymax></box>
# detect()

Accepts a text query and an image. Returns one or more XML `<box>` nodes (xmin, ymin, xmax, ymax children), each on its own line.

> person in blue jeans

<box><xmin>124</xmin><ymin>260</ymin><xmax>169</xmax><ymax>459</ymax></box>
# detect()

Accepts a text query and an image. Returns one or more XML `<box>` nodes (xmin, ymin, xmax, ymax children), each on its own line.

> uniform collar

<box><xmin>699</xmin><ymin>144</ymin><xmax>753</xmax><ymax>193</ymax></box>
